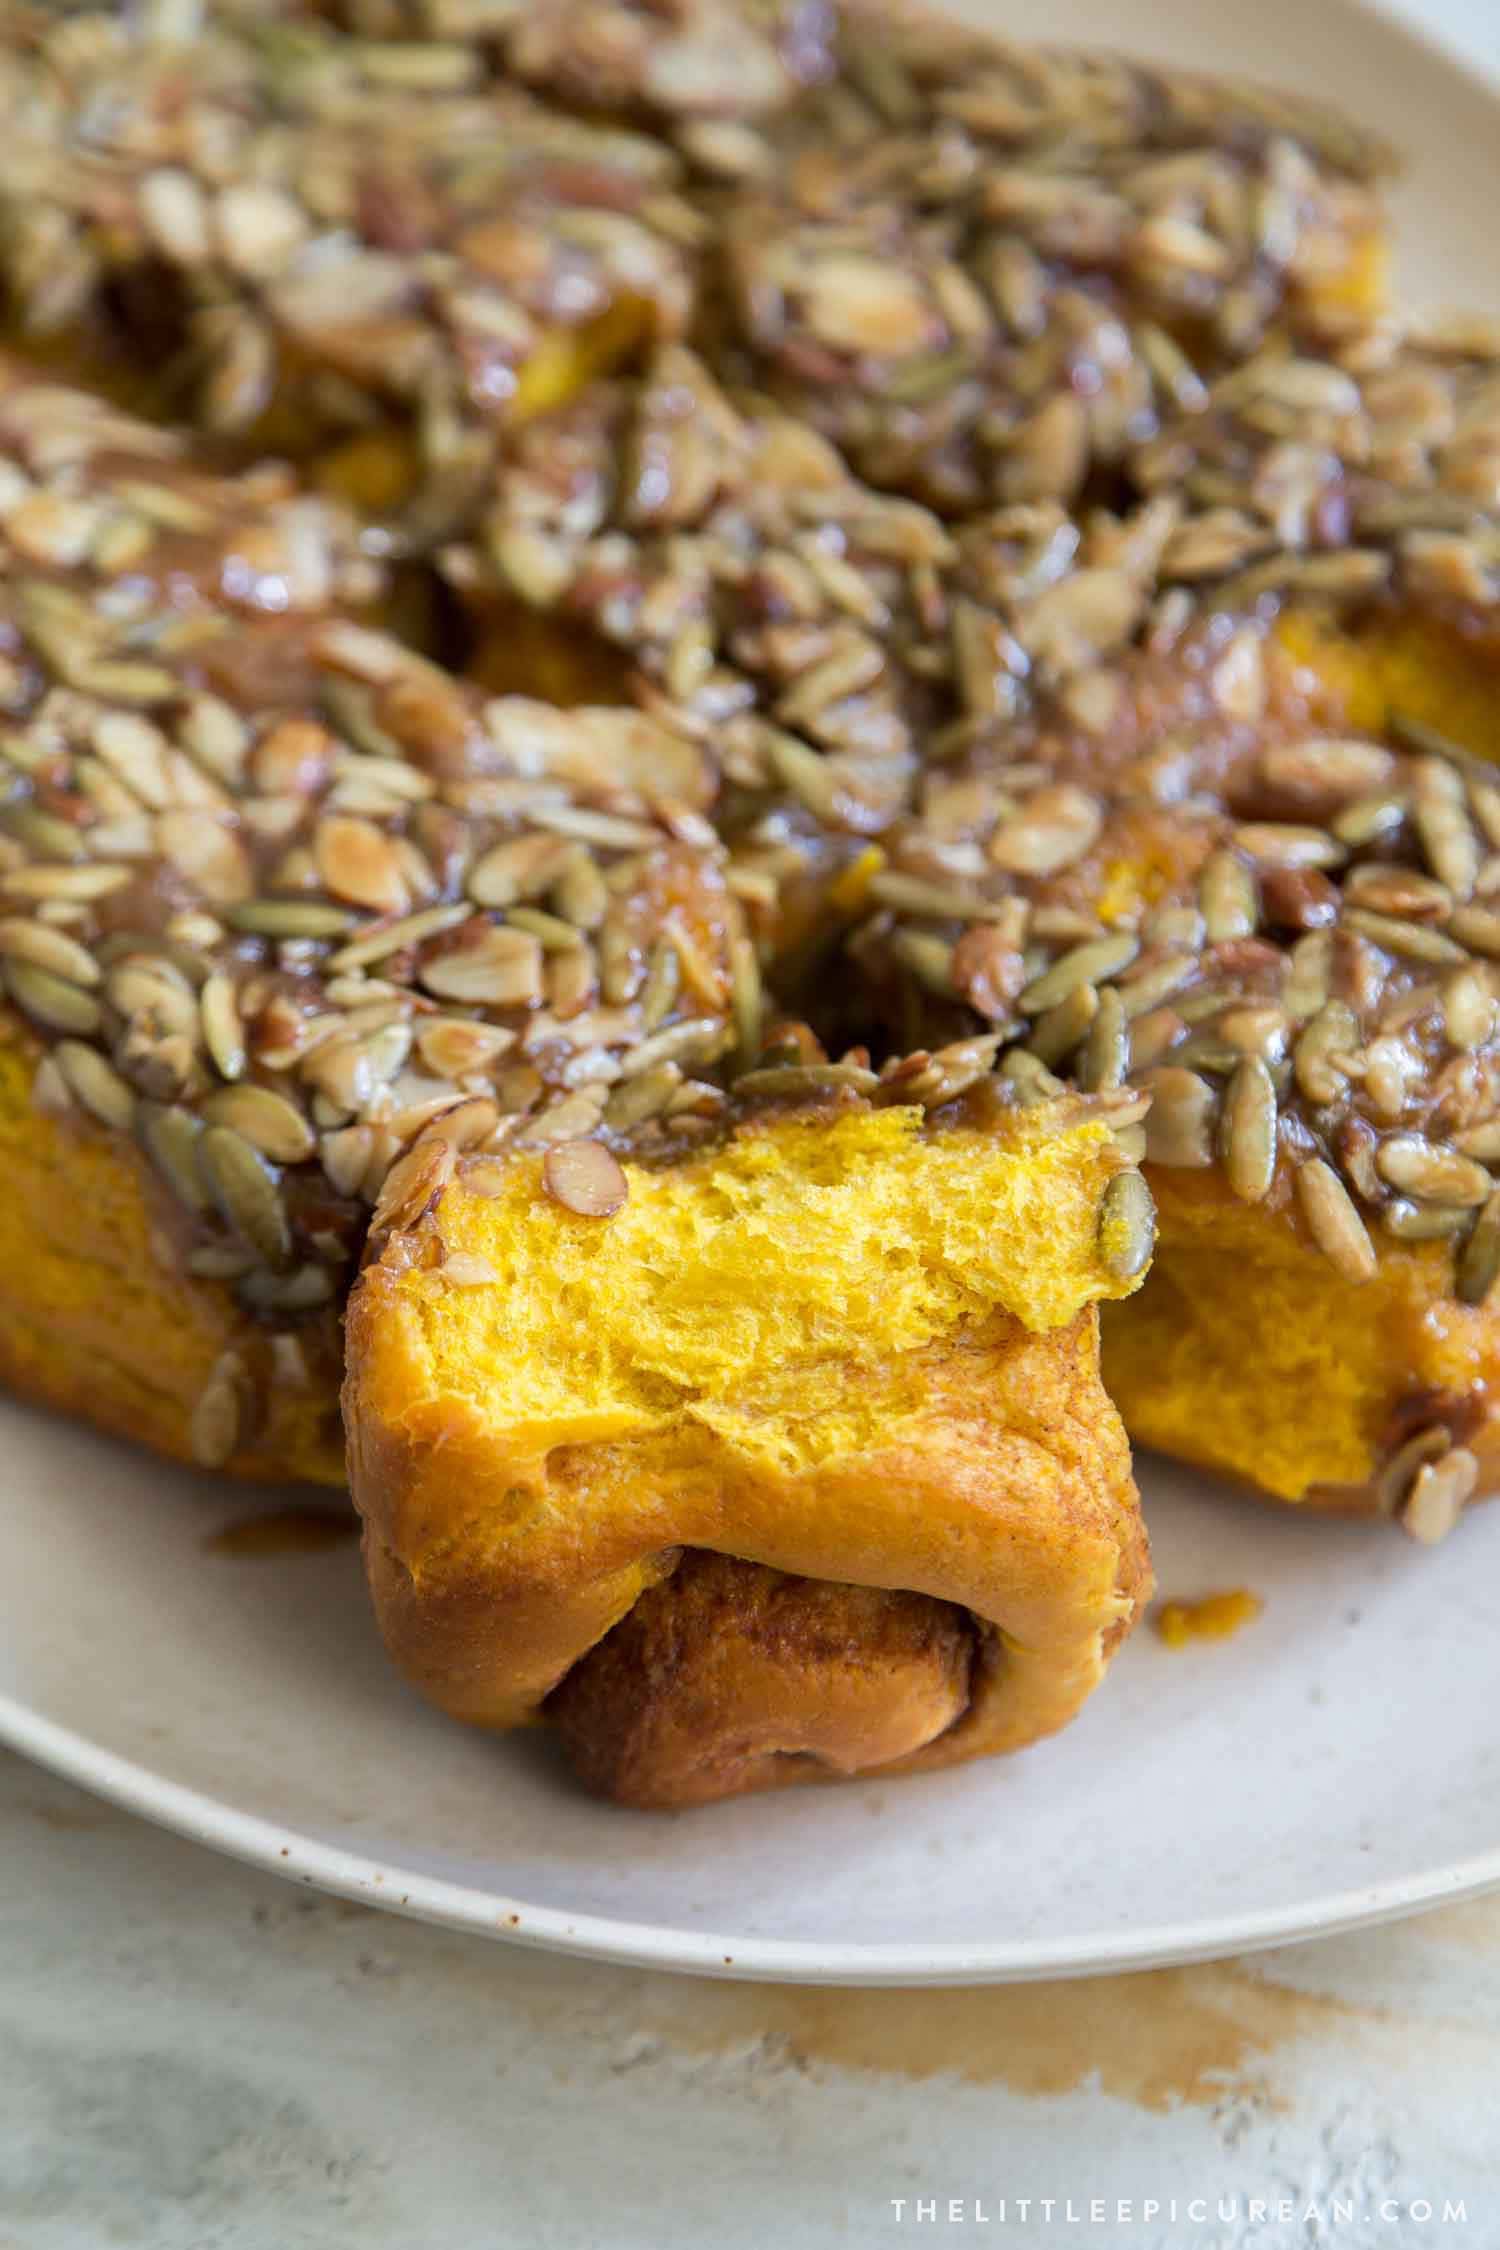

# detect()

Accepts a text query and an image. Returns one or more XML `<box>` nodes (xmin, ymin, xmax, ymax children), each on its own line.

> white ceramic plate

<box><xmin>5</xmin><ymin>0</ymin><xmax>1500</xmax><ymax>1987</ymax></box>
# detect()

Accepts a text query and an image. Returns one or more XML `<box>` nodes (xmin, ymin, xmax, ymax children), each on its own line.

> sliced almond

<box><xmin>542</xmin><ymin>1139</ymin><xmax>628</xmax><ymax>1218</ymax></box>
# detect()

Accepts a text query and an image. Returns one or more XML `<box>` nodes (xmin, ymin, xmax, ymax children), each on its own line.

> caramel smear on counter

<box><xmin>203</xmin><ymin>1507</ymin><xmax>360</xmax><ymax>1560</ymax></box>
<box><xmin>1154</xmin><ymin>1590</ymin><xmax>1264</xmax><ymax>1647</ymax></box>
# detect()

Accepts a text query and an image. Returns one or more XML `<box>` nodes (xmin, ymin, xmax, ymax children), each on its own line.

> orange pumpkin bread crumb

<box><xmin>1154</xmin><ymin>1591</ymin><xmax>1264</xmax><ymax>1648</ymax></box>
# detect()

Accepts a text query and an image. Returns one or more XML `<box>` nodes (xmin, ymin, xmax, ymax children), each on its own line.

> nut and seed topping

<box><xmin>190</xmin><ymin>1350</ymin><xmax>252</xmax><ymax>1471</ymax></box>
<box><xmin>705</xmin><ymin>24</ymin><xmax>1388</xmax><ymax>516</ymax></box>
<box><xmin>1140</xmin><ymin>1068</ymin><xmax>1215</xmax><ymax>1170</ymax></box>
<box><xmin>0</xmin><ymin>364</ymin><xmax>764</xmax><ymax>1308</ymax></box>
<box><xmin>1097</xmin><ymin>1167</ymin><xmax>1156</xmax><ymax>1282</ymax></box>
<box><xmin>1219</xmin><ymin>1057</ymin><xmax>1277</xmax><ymax>1205</ymax></box>
<box><xmin>1295</xmin><ymin>1160</ymin><xmax>1377</xmax><ymax>1284</ymax></box>
<box><xmin>0</xmin><ymin>12</ymin><xmax>696</xmax><ymax>535</ymax></box>
<box><xmin>542</xmin><ymin>1139</ymin><xmax>629</xmax><ymax>1218</ymax></box>
<box><xmin>4</xmin><ymin>0</ymin><xmax>1500</xmax><ymax>1542</ymax></box>
<box><xmin>1401</xmin><ymin>1447</ymin><xmax>1479</xmax><ymax>1544</ymax></box>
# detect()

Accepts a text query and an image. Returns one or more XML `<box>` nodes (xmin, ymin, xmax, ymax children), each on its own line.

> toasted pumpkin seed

<box><xmin>53</xmin><ymin>1040</ymin><xmax>135</xmax><ymax>1131</ymax></box>
<box><xmin>190</xmin><ymin>1352</ymin><xmax>249</xmax><ymax>1469</ymax></box>
<box><xmin>1027</xmin><ymin>980</ymin><xmax>1098</xmax><ymax>1067</ymax></box>
<box><xmin>1219</xmin><ymin>1056</ymin><xmax>1277</xmax><ymax>1202</ymax></box>
<box><xmin>888</xmin><ymin>929</ymin><xmax>956</xmax><ymax>997</ymax></box>
<box><xmin>1376</xmin><ymin>1134</ymin><xmax>1491</xmax><ymax>1207</ymax></box>
<box><xmin>604</xmin><ymin>1062</ymin><xmax>683</xmax><ymax>1129</ymax></box>
<box><xmin>1097</xmin><ymin>1168</ymin><xmax>1155</xmax><ymax>1282</ymax></box>
<box><xmin>1019</xmin><ymin>934</ymin><xmax>1138</xmax><ymax>1016</ymax></box>
<box><xmin>734</xmin><ymin>1062</ymin><xmax>880</xmax><ymax>1097</ymax></box>
<box><xmin>1294</xmin><ymin>1000</ymin><xmax>1358</xmax><ymax>1106</ymax></box>
<box><xmin>202</xmin><ymin>1084</ymin><xmax>316</xmax><ymax>1164</ymax></box>
<box><xmin>1232</xmin><ymin>824</ymin><xmax>1345</xmax><ymax>871</ymax></box>
<box><xmin>1401</xmin><ymin>1448</ymin><xmax>1478</xmax><ymax>1544</ymax></box>
<box><xmin>1282</xmin><ymin>931</ymin><xmax>1334</xmax><ymax>1021</ymax></box>
<box><xmin>1341</xmin><ymin>909</ymin><xmax>1465</xmax><ymax>966</ymax></box>
<box><xmin>0</xmin><ymin>918</ymin><xmax>100</xmax><ymax>987</ymax></box>
<box><xmin>1117</xmin><ymin>953</ymin><xmax>1197</xmax><ymax>1020</ymax></box>
<box><xmin>327</xmin><ymin>903</ymin><xmax>470</xmax><ymax>972</ymax></box>
<box><xmin>1078</xmin><ymin>985</ymin><xmax>1128</xmax><ymax>1091</ymax></box>
<box><xmin>5</xmin><ymin>961</ymin><xmax>102</xmax><ymax>1034</ymax></box>
<box><xmin>1382</xmin><ymin>1199</ymin><xmax>1471</xmax><ymax>1241</ymax></box>
<box><xmin>1455</xmin><ymin>1121</ymin><xmax>1500</xmax><ymax>1162</ymax></box>
<box><xmin>1448</xmin><ymin>905</ymin><xmax>1500</xmax><ymax>959</ymax></box>
<box><xmin>867</xmin><ymin>872</ymin><xmax>1014</xmax><ymax>922</ymax></box>
<box><xmin>1295</xmin><ymin>1159</ymin><xmax>1376</xmax><ymax>1282</ymax></box>
<box><xmin>1458</xmin><ymin>1191</ymin><xmax>1500</xmax><ymax>1307</ymax></box>
<box><xmin>1443</xmin><ymin>965</ymin><xmax>1496</xmax><ymax>1051</ymax></box>
<box><xmin>238</xmin><ymin>1263</ymin><xmax>337</xmax><ymax>1314</ymax></box>
<box><xmin>186</xmin><ymin>1245</ymin><xmax>258</xmax><ymax>1281</ymax></box>
<box><xmin>999</xmin><ymin>1050</ymin><xmax>1065</xmax><ymax>1106</ymax></box>
<box><xmin>1374</xmin><ymin>1425</ymin><xmax>1453</xmax><ymax>1516</ymax></box>
<box><xmin>196</xmin><ymin>1125</ymin><xmax>293</xmax><ymax>1269</ymax></box>
<box><xmin>226</xmin><ymin>901</ymin><xmax>355</xmax><ymax>940</ymax></box>
<box><xmin>1140</xmin><ymin>1067</ymin><xmax>1215</xmax><ymax>1168</ymax></box>
<box><xmin>138</xmin><ymin>1102</ymin><xmax>210</xmax><ymax>1214</ymax></box>
<box><xmin>638</xmin><ymin>937</ymin><xmax>681</xmax><ymax>1033</ymax></box>
<box><xmin>616</xmin><ymin>1018</ymin><xmax>728</xmax><ymax>1079</ymax></box>
<box><xmin>199</xmin><ymin>971</ymin><xmax>246</xmax><ymax>1081</ymax></box>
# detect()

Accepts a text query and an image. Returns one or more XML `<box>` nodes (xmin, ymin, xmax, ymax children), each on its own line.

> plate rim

<box><xmin>6</xmin><ymin>1691</ymin><xmax>1500</xmax><ymax>1984</ymax></box>
<box><xmin>7</xmin><ymin>0</ymin><xmax>1500</xmax><ymax>1987</ymax></box>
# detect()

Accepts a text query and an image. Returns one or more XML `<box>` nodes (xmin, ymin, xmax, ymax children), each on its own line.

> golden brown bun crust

<box><xmin>545</xmin><ymin>1551</ymin><xmax>976</xmax><ymax>1809</ymax></box>
<box><xmin>0</xmin><ymin>1013</ymin><xmax>344</xmax><ymax>1486</ymax></box>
